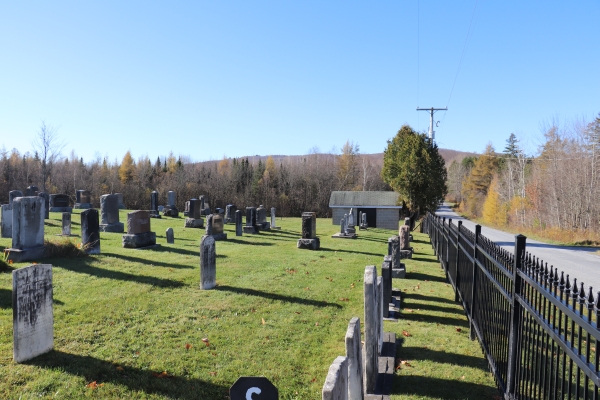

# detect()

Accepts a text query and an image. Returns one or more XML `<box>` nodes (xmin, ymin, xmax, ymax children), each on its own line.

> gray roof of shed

<box><xmin>328</xmin><ymin>191</ymin><xmax>401</xmax><ymax>207</ymax></box>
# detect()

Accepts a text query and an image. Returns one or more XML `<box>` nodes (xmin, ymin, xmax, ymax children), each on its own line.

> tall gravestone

<box><xmin>49</xmin><ymin>194</ymin><xmax>72</xmax><ymax>213</ymax></box>
<box><xmin>322</xmin><ymin>356</ymin><xmax>349</xmax><ymax>400</ymax></box>
<box><xmin>387</xmin><ymin>235</ymin><xmax>405</xmax><ymax>278</ymax></box>
<box><xmin>224</xmin><ymin>204</ymin><xmax>236</xmax><ymax>224</ymax></box>
<box><xmin>399</xmin><ymin>225</ymin><xmax>412</xmax><ymax>259</ymax></box>
<box><xmin>243</xmin><ymin>207</ymin><xmax>258</xmax><ymax>234</ymax></box>
<box><xmin>62</xmin><ymin>212</ymin><xmax>72</xmax><ymax>236</ymax></box>
<box><xmin>74</xmin><ymin>190</ymin><xmax>92</xmax><ymax>209</ymax></box>
<box><xmin>297</xmin><ymin>212</ymin><xmax>320</xmax><ymax>250</ymax></box>
<box><xmin>81</xmin><ymin>209</ymin><xmax>100</xmax><ymax>254</ymax></box>
<box><xmin>163</xmin><ymin>191</ymin><xmax>179</xmax><ymax>217</ymax></box>
<box><xmin>5</xmin><ymin>196</ymin><xmax>46</xmax><ymax>262</ymax></box>
<box><xmin>123</xmin><ymin>210</ymin><xmax>157</xmax><ymax>248</ymax></box>
<box><xmin>256</xmin><ymin>205</ymin><xmax>270</xmax><ymax>230</ymax></box>
<box><xmin>9</xmin><ymin>190</ymin><xmax>23</xmax><ymax>204</ymax></box>
<box><xmin>346</xmin><ymin>208</ymin><xmax>355</xmax><ymax>234</ymax></box>
<box><xmin>149</xmin><ymin>191</ymin><xmax>161</xmax><ymax>218</ymax></box>
<box><xmin>200</xmin><ymin>235</ymin><xmax>216</xmax><ymax>290</ymax></box>
<box><xmin>99</xmin><ymin>194</ymin><xmax>124</xmax><ymax>232</ymax></box>
<box><xmin>184</xmin><ymin>199</ymin><xmax>204</xmax><ymax>228</ymax></box>
<box><xmin>345</xmin><ymin>317</ymin><xmax>364</xmax><ymax>399</ymax></box>
<box><xmin>2</xmin><ymin>190</ymin><xmax>23</xmax><ymax>238</ymax></box>
<box><xmin>38</xmin><ymin>192</ymin><xmax>50</xmax><ymax>219</ymax></box>
<box><xmin>332</xmin><ymin>213</ymin><xmax>356</xmax><ymax>239</ymax></box>
<box><xmin>235</xmin><ymin>209</ymin><xmax>243</xmax><ymax>236</ymax></box>
<box><xmin>206</xmin><ymin>214</ymin><xmax>227</xmax><ymax>241</ymax></box>
<box><xmin>13</xmin><ymin>264</ymin><xmax>53</xmax><ymax>363</ymax></box>
<box><xmin>166</xmin><ymin>227</ymin><xmax>174</xmax><ymax>244</ymax></box>
<box><xmin>359</xmin><ymin>212</ymin><xmax>368</xmax><ymax>230</ymax></box>
<box><xmin>184</xmin><ymin>200</ymin><xmax>190</xmax><ymax>217</ymax></box>
<box><xmin>270</xmin><ymin>207</ymin><xmax>281</xmax><ymax>230</ymax></box>
<box><xmin>364</xmin><ymin>265</ymin><xmax>379</xmax><ymax>394</ymax></box>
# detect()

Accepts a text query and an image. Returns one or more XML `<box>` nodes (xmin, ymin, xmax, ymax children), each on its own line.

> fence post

<box><xmin>469</xmin><ymin>224</ymin><xmax>481</xmax><ymax>341</ymax></box>
<box><xmin>506</xmin><ymin>234</ymin><xmax>526</xmax><ymax>398</ymax></box>
<box><xmin>442</xmin><ymin>217</ymin><xmax>447</xmax><ymax>270</ymax></box>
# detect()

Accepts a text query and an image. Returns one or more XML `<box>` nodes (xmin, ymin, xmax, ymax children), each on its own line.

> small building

<box><xmin>328</xmin><ymin>191</ymin><xmax>402</xmax><ymax>230</ymax></box>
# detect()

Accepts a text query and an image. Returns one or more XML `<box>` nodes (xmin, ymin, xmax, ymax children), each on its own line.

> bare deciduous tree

<box><xmin>32</xmin><ymin>121</ymin><xmax>66</xmax><ymax>192</ymax></box>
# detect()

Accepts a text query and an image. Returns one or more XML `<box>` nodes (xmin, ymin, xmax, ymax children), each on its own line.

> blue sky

<box><xmin>1</xmin><ymin>1</ymin><xmax>598</xmax><ymax>163</ymax></box>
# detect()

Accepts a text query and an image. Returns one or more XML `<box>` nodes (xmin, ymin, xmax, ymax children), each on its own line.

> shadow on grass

<box><xmin>411</xmin><ymin>238</ymin><xmax>429</xmax><ymax>244</ymax></box>
<box><xmin>400</xmin><ymin>310</ymin><xmax>469</xmax><ymax>327</ymax></box>
<box><xmin>214</xmin><ymin>285</ymin><xmax>342</xmax><ymax>309</ymax></box>
<box><xmin>0</xmin><ymin>288</ymin><xmax>11</xmax><ymax>309</ymax></box>
<box><xmin>102</xmin><ymin>252</ymin><xmax>195</xmax><ymax>269</ymax></box>
<box><xmin>357</xmin><ymin>236</ymin><xmax>389</xmax><ymax>244</ymax></box>
<box><xmin>404</xmin><ymin>271</ymin><xmax>447</xmax><ymax>283</ymax></box>
<box><xmin>400</xmin><ymin>346</ymin><xmax>489</xmax><ymax>372</ymax></box>
<box><xmin>54</xmin><ymin>258</ymin><xmax>184</xmax><ymax>288</ymax></box>
<box><xmin>402</xmin><ymin>293</ymin><xmax>460</xmax><ymax>306</ymax></box>
<box><xmin>401</xmin><ymin>300</ymin><xmax>465</xmax><ymax>316</ymax></box>
<box><xmin>319</xmin><ymin>247</ymin><xmax>383</xmax><ymax>257</ymax></box>
<box><xmin>392</xmin><ymin>375</ymin><xmax>497</xmax><ymax>399</ymax></box>
<box><xmin>225</xmin><ymin>238</ymin><xmax>274</xmax><ymax>246</ymax></box>
<box><xmin>24</xmin><ymin>350</ymin><xmax>228</xmax><ymax>400</ymax></box>
<box><xmin>411</xmin><ymin>256</ymin><xmax>438</xmax><ymax>263</ymax></box>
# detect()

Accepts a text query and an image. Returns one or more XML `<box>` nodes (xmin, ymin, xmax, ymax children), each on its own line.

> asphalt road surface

<box><xmin>434</xmin><ymin>204</ymin><xmax>600</xmax><ymax>292</ymax></box>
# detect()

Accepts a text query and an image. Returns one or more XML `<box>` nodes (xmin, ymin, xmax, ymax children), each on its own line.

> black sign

<box><xmin>230</xmin><ymin>377</ymin><xmax>278</xmax><ymax>400</ymax></box>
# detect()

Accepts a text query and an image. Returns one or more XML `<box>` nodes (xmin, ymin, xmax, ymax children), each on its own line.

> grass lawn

<box><xmin>0</xmin><ymin>211</ymin><xmax>497</xmax><ymax>399</ymax></box>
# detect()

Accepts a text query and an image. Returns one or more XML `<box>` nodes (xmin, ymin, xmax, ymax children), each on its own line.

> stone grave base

<box><xmin>409</xmin><ymin>234</ymin><xmax>413</xmax><ymax>242</ymax></box>
<box><xmin>243</xmin><ymin>226</ymin><xmax>259</xmax><ymax>234</ymax></box>
<box><xmin>365</xmin><ymin>332</ymin><xmax>397</xmax><ymax>400</ymax></box>
<box><xmin>162</xmin><ymin>207</ymin><xmax>179</xmax><ymax>217</ymax></box>
<box><xmin>392</xmin><ymin>263</ymin><xmax>406</xmax><ymax>279</ymax></box>
<box><xmin>211</xmin><ymin>233</ymin><xmax>228</xmax><ymax>241</ymax></box>
<box><xmin>100</xmin><ymin>222</ymin><xmax>124</xmax><ymax>233</ymax></box>
<box><xmin>184</xmin><ymin>218</ymin><xmax>204</xmax><ymax>228</ymax></box>
<box><xmin>74</xmin><ymin>203</ymin><xmax>92</xmax><ymax>209</ymax></box>
<box><xmin>331</xmin><ymin>232</ymin><xmax>357</xmax><ymax>239</ymax></box>
<box><xmin>346</xmin><ymin>227</ymin><xmax>356</xmax><ymax>234</ymax></box>
<box><xmin>183</xmin><ymin>211</ymin><xmax>189</xmax><ymax>217</ymax></box>
<box><xmin>270</xmin><ymin>226</ymin><xmax>281</xmax><ymax>230</ymax></box>
<box><xmin>359</xmin><ymin>224</ymin><xmax>368</xmax><ymax>230</ymax></box>
<box><xmin>55</xmin><ymin>234</ymin><xmax>78</xmax><ymax>237</ymax></box>
<box><xmin>122</xmin><ymin>232</ymin><xmax>157</xmax><ymax>248</ymax></box>
<box><xmin>258</xmin><ymin>222</ymin><xmax>270</xmax><ymax>230</ymax></box>
<box><xmin>4</xmin><ymin>246</ymin><xmax>46</xmax><ymax>263</ymax></box>
<box><xmin>297</xmin><ymin>238</ymin><xmax>320</xmax><ymax>250</ymax></box>
<box><xmin>384</xmin><ymin>289</ymin><xmax>402</xmax><ymax>321</ymax></box>
<box><xmin>49</xmin><ymin>207</ymin><xmax>73</xmax><ymax>213</ymax></box>
<box><xmin>149</xmin><ymin>211</ymin><xmax>162</xmax><ymax>219</ymax></box>
<box><xmin>399</xmin><ymin>249</ymin><xmax>413</xmax><ymax>259</ymax></box>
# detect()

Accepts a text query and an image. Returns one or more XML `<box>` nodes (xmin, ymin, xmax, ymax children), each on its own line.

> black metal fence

<box><xmin>424</xmin><ymin>213</ymin><xmax>600</xmax><ymax>399</ymax></box>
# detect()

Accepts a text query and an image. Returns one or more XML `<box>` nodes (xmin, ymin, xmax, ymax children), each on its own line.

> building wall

<box><xmin>376</xmin><ymin>208</ymin><xmax>400</xmax><ymax>230</ymax></box>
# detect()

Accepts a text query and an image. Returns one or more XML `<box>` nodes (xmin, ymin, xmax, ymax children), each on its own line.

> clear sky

<box><xmin>1</xmin><ymin>1</ymin><xmax>599</xmax><ymax>163</ymax></box>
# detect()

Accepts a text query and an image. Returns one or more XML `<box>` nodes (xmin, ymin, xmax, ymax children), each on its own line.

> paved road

<box><xmin>434</xmin><ymin>204</ymin><xmax>600</xmax><ymax>292</ymax></box>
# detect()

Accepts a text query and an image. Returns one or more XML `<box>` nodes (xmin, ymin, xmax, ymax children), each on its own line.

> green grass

<box><xmin>0</xmin><ymin>211</ymin><xmax>497</xmax><ymax>399</ymax></box>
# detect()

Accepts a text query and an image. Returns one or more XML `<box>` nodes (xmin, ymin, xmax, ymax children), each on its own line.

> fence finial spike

<box><xmin>588</xmin><ymin>286</ymin><xmax>594</xmax><ymax>304</ymax></box>
<box><xmin>560</xmin><ymin>271</ymin><xmax>565</xmax><ymax>287</ymax></box>
<box><xmin>580</xmin><ymin>282</ymin><xmax>586</xmax><ymax>299</ymax></box>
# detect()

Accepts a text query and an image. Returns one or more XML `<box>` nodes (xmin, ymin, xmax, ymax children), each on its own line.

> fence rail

<box><xmin>424</xmin><ymin>213</ymin><xmax>600</xmax><ymax>399</ymax></box>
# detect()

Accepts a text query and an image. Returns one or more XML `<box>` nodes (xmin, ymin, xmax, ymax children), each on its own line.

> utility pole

<box><xmin>417</xmin><ymin>107</ymin><xmax>447</xmax><ymax>142</ymax></box>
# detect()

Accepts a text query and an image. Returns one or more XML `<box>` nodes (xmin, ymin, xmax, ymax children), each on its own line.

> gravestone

<box><xmin>297</xmin><ymin>212</ymin><xmax>320</xmax><ymax>250</ymax></box>
<box><xmin>206</xmin><ymin>214</ymin><xmax>227</xmax><ymax>241</ymax></box>
<box><xmin>256</xmin><ymin>205</ymin><xmax>270</xmax><ymax>230</ymax></box>
<box><xmin>158</xmin><ymin>205</ymin><xmax>164</xmax><ymax>212</ymax></box>
<box><xmin>381</xmin><ymin>260</ymin><xmax>392</xmax><ymax>318</ymax></box>
<box><xmin>49</xmin><ymin>194</ymin><xmax>72</xmax><ymax>213</ymax></box>
<box><xmin>346</xmin><ymin>208</ymin><xmax>355</xmax><ymax>234</ymax></box>
<box><xmin>62</xmin><ymin>212</ymin><xmax>72</xmax><ymax>236</ymax></box>
<box><xmin>345</xmin><ymin>317</ymin><xmax>364</xmax><ymax>399</ymax></box>
<box><xmin>122</xmin><ymin>210</ymin><xmax>157</xmax><ymax>248</ymax></box>
<box><xmin>38</xmin><ymin>192</ymin><xmax>50</xmax><ymax>219</ymax></box>
<box><xmin>81</xmin><ymin>209</ymin><xmax>100</xmax><ymax>254</ymax></box>
<box><xmin>243</xmin><ymin>207</ymin><xmax>258</xmax><ymax>234</ymax></box>
<box><xmin>74</xmin><ymin>189</ymin><xmax>92</xmax><ymax>209</ymax></box>
<box><xmin>235</xmin><ymin>209</ymin><xmax>243</xmax><ymax>236</ymax></box>
<box><xmin>184</xmin><ymin>200</ymin><xmax>190</xmax><ymax>217</ymax></box>
<box><xmin>1</xmin><ymin>204</ymin><xmax>13</xmax><ymax>238</ymax></box>
<box><xmin>364</xmin><ymin>265</ymin><xmax>379</xmax><ymax>394</ymax></box>
<box><xmin>224</xmin><ymin>204</ymin><xmax>236</xmax><ymax>224</ymax></box>
<box><xmin>359</xmin><ymin>211</ymin><xmax>368</xmax><ymax>230</ymax></box>
<box><xmin>9</xmin><ymin>190</ymin><xmax>23</xmax><ymax>204</ymax></box>
<box><xmin>388</xmin><ymin>235</ymin><xmax>405</xmax><ymax>278</ymax></box>
<box><xmin>184</xmin><ymin>199</ymin><xmax>204</xmax><ymax>228</ymax></box>
<box><xmin>270</xmin><ymin>207</ymin><xmax>281</xmax><ymax>230</ymax></box>
<box><xmin>25</xmin><ymin>186</ymin><xmax>39</xmax><ymax>196</ymax></box>
<box><xmin>322</xmin><ymin>356</ymin><xmax>348</xmax><ymax>400</ymax></box>
<box><xmin>149</xmin><ymin>191</ymin><xmax>161</xmax><ymax>218</ymax></box>
<box><xmin>162</xmin><ymin>191</ymin><xmax>179</xmax><ymax>217</ymax></box>
<box><xmin>99</xmin><ymin>194</ymin><xmax>124</xmax><ymax>232</ymax></box>
<box><xmin>12</xmin><ymin>264</ymin><xmax>53</xmax><ymax>363</ymax></box>
<box><xmin>116</xmin><ymin>193</ymin><xmax>125</xmax><ymax>209</ymax></box>
<box><xmin>200</xmin><ymin>235</ymin><xmax>216</xmax><ymax>290</ymax></box>
<box><xmin>332</xmin><ymin>214</ymin><xmax>356</xmax><ymax>239</ymax></box>
<box><xmin>166</xmin><ymin>227</ymin><xmax>174</xmax><ymax>244</ymax></box>
<box><xmin>198</xmin><ymin>195</ymin><xmax>206</xmax><ymax>213</ymax></box>
<box><xmin>399</xmin><ymin>225</ymin><xmax>412</xmax><ymax>258</ymax></box>
<box><xmin>4</xmin><ymin>196</ymin><xmax>46</xmax><ymax>262</ymax></box>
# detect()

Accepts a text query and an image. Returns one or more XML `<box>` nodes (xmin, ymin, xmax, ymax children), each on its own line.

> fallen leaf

<box><xmin>209</xmin><ymin>371</ymin><xmax>217</xmax><ymax>376</ymax></box>
<box><xmin>456</xmin><ymin>328</ymin><xmax>462</xmax><ymax>332</ymax></box>
<box><xmin>185</xmin><ymin>343</ymin><xmax>192</xmax><ymax>350</ymax></box>
<box><xmin>329</xmin><ymin>278</ymin><xmax>333</xmax><ymax>282</ymax></box>
<box><xmin>402</xmin><ymin>330</ymin><xmax>411</xmax><ymax>337</ymax></box>
<box><xmin>116</xmin><ymin>366</ymin><xmax>124</xmax><ymax>371</ymax></box>
<box><xmin>304</xmin><ymin>287</ymin><xmax>310</xmax><ymax>290</ymax></box>
<box><xmin>201</xmin><ymin>338</ymin><xmax>210</xmax><ymax>347</ymax></box>
<box><xmin>261</xmin><ymin>318</ymin><xmax>266</xmax><ymax>325</ymax></box>
<box><xmin>350</xmin><ymin>283</ymin><xmax>355</xmax><ymax>288</ymax></box>
<box><xmin>251</xmin><ymin>309</ymin><xmax>256</xmax><ymax>312</ymax></box>
<box><xmin>405</xmin><ymin>309</ymin><xmax>414</xmax><ymax>313</ymax></box>
<box><xmin>86</xmin><ymin>381</ymin><xmax>103</xmax><ymax>388</ymax></box>
<box><xmin>461</xmin><ymin>375</ymin><xmax>465</xmax><ymax>380</ymax></box>
<box><xmin>310</xmin><ymin>377</ymin><xmax>317</xmax><ymax>383</ymax></box>
<box><xmin>315</xmin><ymin>322</ymin><xmax>319</xmax><ymax>326</ymax></box>
<box><xmin>339</xmin><ymin>298</ymin><xmax>349</xmax><ymax>301</ymax></box>
<box><xmin>306</xmin><ymin>271</ymin><xmax>310</xmax><ymax>274</ymax></box>
<box><xmin>8</xmin><ymin>260</ymin><xmax>13</xmax><ymax>265</ymax></box>
<box><xmin>294</xmin><ymin>311</ymin><xmax>301</xmax><ymax>314</ymax></box>
<box><xmin>338</xmin><ymin>258</ymin><xmax>342</xmax><ymax>261</ymax></box>
<box><xmin>152</xmin><ymin>371</ymin><xmax>169</xmax><ymax>378</ymax></box>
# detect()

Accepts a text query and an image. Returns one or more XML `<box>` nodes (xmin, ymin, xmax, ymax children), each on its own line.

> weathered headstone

<box><xmin>224</xmin><ymin>204</ymin><xmax>236</xmax><ymax>224</ymax></box>
<box><xmin>332</xmin><ymin>214</ymin><xmax>356</xmax><ymax>239</ymax></box>
<box><xmin>1</xmin><ymin>204</ymin><xmax>13</xmax><ymax>238</ymax></box>
<box><xmin>364</xmin><ymin>265</ymin><xmax>379</xmax><ymax>394</ymax></box>
<box><xmin>4</xmin><ymin>196</ymin><xmax>46</xmax><ymax>262</ymax></box>
<box><xmin>38</xmin><ymin>192</ymin><xmax>50</xmax><ymax>219</ymax></box>
<box><xmin>99</xmin><ymin>194</ymin><xmax>124</xmax><ymax>232</ymax></box>
<box><xmin>9</xmin><ymin>190</ymin><xmax>23</xmax><ymax>204</ymax></box>
<box><xmin>345</xmin><ymin>317</ymin><xmax>364</xmax><ymax>399</ymax></box>
<box><xmin>81</xmin><ymin>209</ymin><xmax>100</xmax><ymax>254</ymax></box>
<box><xmin>184</xmin><ymin>199</ymin><xmax>204</xmax><ymax>228</ymax></box>
<box><xmin>206</xmin><ymin>214</ymin><xmax>227</xmax><ymax>241</ymax></box>
<box><xmin>359</xmin><ymin>211</ymin><xmax>368</xmax><ymax>230</ymax></box>
<box><xmin>297</xmin><ymin>212</ymin><xmax>320</xmax><ymax>250</ymax></box>
<box><xmin>166</xmin><ymin>227</ymin><xmax>174</xmax><ymax>244</ymax></box>
<box><xmin>322</xmin><ymin>356</ymin><xmax>348</xmax><ymax>400</ymax></box>
<box><xmin>74</xmin><ymin>189</ymin><xmax>92</xmax><ymax>209</ymax></box>
<box><xmin>162</xmin><ymin>191</ymin><xmax>179</xmax><ymax>217</ymax></box>
<box><xmin>49</xmin><ymin>194</ymin><xmax>72</xmax><ymax>213</ymax></box>
<box><xmin>381</xmin><ymin>260</ymin><xmax>392</xmax><ymax>318</ymax></box>
<box><xmin>184</xmin><ymin>200</ymin><xmax>190</xmax><ymax>217</ymax></box>
<box><xmin>25</xmin><ymin>186</ymin><xmax>39</xmax><ymax>196</ymax></box>
<box><xmin>243</xmin><ymin>207</ymin><xmax>258</xmax><ymax>234</ymax></box>
<box><xmin>346</xmin><ymin>208</ymin><xmax>355</xmax><ymax>234</ymax></box>
<box><xmin>270</xmin><ymin>207</ymin><xmax>281</xmax><ymax>230</ymax></box>
<box><xmin>256</xmin><ymin>205</ymin><xmax>270</xmax><ymax>230</ymax></box>
<box><xmin>115</xmin><ymin>193</ymin><xmax>125</xmax><ymax>209</ymax></box>
<box><xmin>200</xmin><ymin>235</ymin><xmax>216</xmax><ymax>290</ymax></box>
<box><xmin>399</xmin><ymin>225</ymin><xmax>412</xmax><ymax>258</ymax></box>
<box><xmin>235</xmin><ymin>209</ymin><xmax>243</xmax><ymax>236</ymax></box>
<box><xmin>62</xmin><ymin>213</ymin><xmax>71</xmax><ymax>236</ymax></box>
<box><xmin>149</xmin><ymin>191</ymin><xmax>161</xmax><ymax>218</ymax></box>
<box><xmin>122</xmin><ymin>210</ymin><xmax>157</xmax><ymax>248</ymax></box>
<box><xmin>388</xmin><ymin>235</ymin><xmax>405</xmax><ymax>278</ymax></box>
<box><xmin>12</xmin><ymin>264</ymin><xmax>53</xmax><ymax>363</ymax></box>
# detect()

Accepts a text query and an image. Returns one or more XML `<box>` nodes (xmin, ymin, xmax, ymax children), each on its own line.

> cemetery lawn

<box><xmin>0</xmin><ymin>212</ymin><xmax>497</xmax><ymax>399</ymax></box>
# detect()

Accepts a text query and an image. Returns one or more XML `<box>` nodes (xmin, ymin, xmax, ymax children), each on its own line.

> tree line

<box><xmin>0</xmin><ymin>137</ymin><xmax>389</xmax><ymax>218</ymax></box>
<box><xmin>447</xmin><ymin>114</ymin><xmax>600</xmax><ymax>239</ymax></box>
